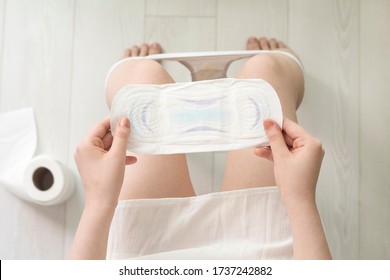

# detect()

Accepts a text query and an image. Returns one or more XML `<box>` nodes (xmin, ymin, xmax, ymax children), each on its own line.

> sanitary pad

<box><xmin>110</xmin><ymin>78</ymin><xmax>282</xmax><ymax>154</ymax></box>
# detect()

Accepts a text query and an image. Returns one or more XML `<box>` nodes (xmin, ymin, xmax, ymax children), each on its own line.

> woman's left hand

<box><xmin>74</xmin><ymin>116</ymin><xmax>137</xmax><ymax>208</ymax></box>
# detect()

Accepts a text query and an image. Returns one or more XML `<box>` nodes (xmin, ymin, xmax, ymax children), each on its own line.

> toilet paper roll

<box><xmin>23</xmin><ymin>155</ymin><xmax>75</xmax><ymax>205</ymax></box>
<box><xmin>0</xmin><ymin>108</ymin><xmax>75</xmax><ymax>205</ymax></box>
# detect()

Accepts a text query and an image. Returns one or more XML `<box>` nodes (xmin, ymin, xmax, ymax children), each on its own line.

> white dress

<box><xmin>107</xmin><ymin>186</ymin><xmax>292</xmax><ymax>259</ymax></box>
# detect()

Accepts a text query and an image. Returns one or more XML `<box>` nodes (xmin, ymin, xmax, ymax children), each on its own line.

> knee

<box><xmin>106</xmin><ymin>59</ymin><xmax>172</xmax><ymax>108</ymax></box>
<box><xmin>110</xmin><ymin>59</ymin><xmax>165</xmax><ymax>83</ymax></box>
<box><xmin>240</xmin><ymin>54</ymin><xmax>285</xmax><ymax>78</ymax></box>
<box><xmin>238</xmin><ymin>53</ymin><xmax>305</xmax><ymax>114</ymax></box>
<box><xmin>121</xmin><ymin>59</ymin><xmax>163</xmax><ymax>74</ymax></box>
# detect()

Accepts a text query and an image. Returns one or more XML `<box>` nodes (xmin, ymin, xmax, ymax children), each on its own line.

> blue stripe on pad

<box><xmin>170</xmin><ymin>106</ymin><xmax>229</xmax><ymax>125</ymax></box>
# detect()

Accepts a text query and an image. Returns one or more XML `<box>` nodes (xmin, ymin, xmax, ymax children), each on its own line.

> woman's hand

<box><xmin>255</xmin><ymin>117</ymin><xmax>324</xmax><ymax>207</ymax></box>
<box><xmin>70</xmin><ymin>116</ymin><xmax>136</xmax><ymax>259</ymax></box>
<box><xmin>74</xmin><ymin>116</ymin><xmax>137</xmax><ymax>208</ymax></box>
<box><xmin>255</xmin><ymin>117</ymin><xmax>331</xmax><ymax>259</ymax></box>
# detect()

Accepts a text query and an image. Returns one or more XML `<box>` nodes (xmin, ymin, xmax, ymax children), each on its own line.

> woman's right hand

<box><xmin>255</xmin><ymin>117</ymin><xmax>325</xmax><ymax>207</ymax></box>
<box><xmin>256</xmin><ymin>118</ymin><xmax>331</xmax><ymax>259</ymax></box>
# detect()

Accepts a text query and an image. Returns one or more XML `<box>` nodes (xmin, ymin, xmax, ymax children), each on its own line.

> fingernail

<box><xmin>119</xmin><ymin>116</ymin><xmax>130</xmax><ymax>128</ymax></box>
<box><xmin>263</xmin><ymin>119</ymin><xmax>274</xmax><ymax>130</ymax></box>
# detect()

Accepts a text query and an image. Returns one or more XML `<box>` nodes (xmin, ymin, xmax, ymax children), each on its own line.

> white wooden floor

<box><xmin>0</xmin><ymin>0</ymin><xmax>389</xmax><ymax>260</ymax></box>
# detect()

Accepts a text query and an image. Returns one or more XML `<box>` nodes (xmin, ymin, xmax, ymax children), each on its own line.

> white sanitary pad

<box><xmin>110</xmin><ymin>78</ymin><xmax>282</xmax><ymax>154</ymax></box>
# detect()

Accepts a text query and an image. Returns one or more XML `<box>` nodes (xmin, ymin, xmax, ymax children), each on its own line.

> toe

<box><xmin>277</xmin><ymin>40</ymin><xmax>287</xmax><ymax>49</ymax></box>
<box><xmin>149</xmin><ymin>43</ymin><xmax>162</xmax><ymax>54</ymax></box>
<box><xmin>259</xmin><ymin>37</ymin><xmax>270</xmax><ymax>50</ymax></box>
<box><xmin>130</xmin><ymin>45</ymin><xmax>140</xmax><ymax>57</ymax></box>
<box><xmin>139</xmin><ymin>43</ymin><xmax>149</xmax><ymax>56</ymax></box>
<box><xmin>269</xmin><ymin>38</ymin><xmax>278</xmax><ymax>50</ymax></box>
<box><xmin>246</xmin><ymin>37</ymin><xmax>260</xmax><ymax>50</ymax></box>
<box><xmin>123</xmin><ymin>48</ymin><xmax>131</xmax><ymax>57</ymax></box>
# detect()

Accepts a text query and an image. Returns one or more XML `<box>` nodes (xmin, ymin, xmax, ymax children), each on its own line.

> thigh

<box><xmin>221</xmin><ymin>53</ymin><xmax>304</xmax><ymax>191</ymax></box>
<box><xmin>106</xmin><ymin>59</ymin><xmax>195</xmax><ymax>199</ymax></box>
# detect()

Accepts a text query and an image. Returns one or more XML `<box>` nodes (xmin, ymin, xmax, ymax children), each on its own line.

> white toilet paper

<box><xmin>24</xmin><ymin>155</ymin><xmax>75</xmax><ymax>205</ymax></box>
<box><xmin>0</xmin><ymin>108</ymin><xmax>75</xmax><ymax>205</ymax></box>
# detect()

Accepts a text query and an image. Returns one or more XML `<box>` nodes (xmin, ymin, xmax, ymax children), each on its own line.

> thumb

<box><xmin>263</xmin><ymin>119</ymin><xmax>289</xmax><ymax>157</ymax></box>
<box><xmin>110</xmin><ymin>116</ymin><xmax>130</xmax><ymax>156</ymax></box>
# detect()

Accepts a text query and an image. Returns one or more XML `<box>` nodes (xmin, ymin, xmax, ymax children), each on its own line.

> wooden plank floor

<box><xmin>0</xmin><ymin>0</ymin><xmax>389</xmax><ymax>259</ymax></box>
<box><xmin>360</xmin><ymin>0</ymin><xmax>390</xmax><ymax>259</ymax></box>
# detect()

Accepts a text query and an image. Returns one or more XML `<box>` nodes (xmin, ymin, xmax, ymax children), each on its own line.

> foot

<box><xmin>246</xmin><ymin>37</ymin><xmax>287</xmax><ymax>51</ymax></box>
<box><xmin>123</xmin><ymin>43</ymin><xmax>162</xmax><ymax>57</ymax></box>
<box><xmin>246</xmin><ymin>36</ymin><xmax>301</xmax><ymax>63</ymax></box>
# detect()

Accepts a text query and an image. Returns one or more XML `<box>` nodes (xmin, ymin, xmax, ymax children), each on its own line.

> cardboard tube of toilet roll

<box><xmin>23</xmin><ymin>155</ymin><xmax>75</xmax><ymax>205</ymax></box>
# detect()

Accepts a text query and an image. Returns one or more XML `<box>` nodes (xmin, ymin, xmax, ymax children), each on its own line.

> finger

<box><xmin>283</xmin><ymin>131</ymin><xmax>294</xmax><ymax>147</ymax></box>
<box><xmin>110</xmin><ymin>116</ymin><xmax>131</xmax><ymax>157</ymax></box>
<box><xmin>102</xmin><ymin>131</ymin><xmax>114</xmax><ymax>150</ymax></box>
<box><xmin>263</xmin><ymin>119</ymin><xmax>289</xmax><ymax>156</ymax></box>
<box><xmin>282</xmin><ymin>117</ymin><xmax>311</xmax><ymax>139</ymax></box>
<box><xmin>254</xmin><ymin>146</ymin><xmax>274</xmax><ymax>161</ymax></box>
<box><xmin>125</xmin><ymin>155</ymin><xmax>137</xmax><ymax>165</ymax></box>
<box><xmin>87</xmin><ymin>117</ymin><xmax>111</xmax><ymax>140</ymax></box>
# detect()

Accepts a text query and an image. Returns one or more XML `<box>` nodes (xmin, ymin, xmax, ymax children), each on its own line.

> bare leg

<box><xmin>221</xmin><ymin>37</ymin><xmax>304</xmax><ymax>191</ymax></box>
<box><xmin>106</xmin><ymin>43</ymin><xmax>195</xmax><ymax>199</ymax></box>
